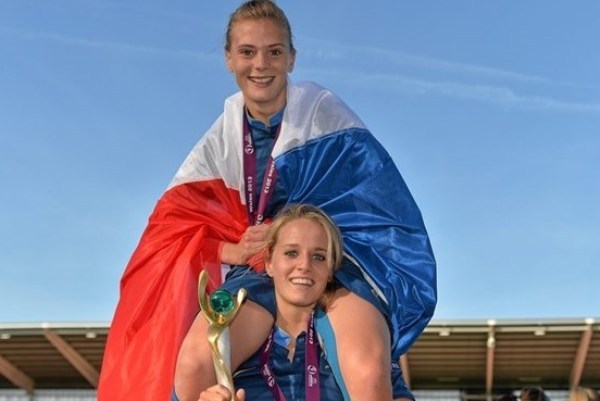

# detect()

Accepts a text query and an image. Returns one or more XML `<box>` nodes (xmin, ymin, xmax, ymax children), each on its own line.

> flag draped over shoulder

<box><xmin>272</xmin><ymin>83</ymin><xmax>437</xmax><ymax>357</ymax></box>
<box><xmin>98</xmin><ymin>93</ymin><xmax>250</xmax><ymax>401</ymax></box>
<box><xmin>98</xmin><ymin>81</ymin><xmax>436</xmax><ymax>401</ymax></box>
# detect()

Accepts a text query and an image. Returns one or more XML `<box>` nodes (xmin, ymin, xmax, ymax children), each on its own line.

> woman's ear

<box><xmin>225</xmin><ymin>50</ymin><xmax>234</xmax><ymax>73</ymax></box>
<box><xmin>265</xmin><ymin>261</ymin><xmax>274</xmax><ymax>277</ymax></box>
<box><xmin>264</xmin><ymin>250</ymin><xmax>274</xmax><ymax>277</ymax></box>
<box><xmin>287</xmin><ymin>49</ymin><xmax>296</xmax><ymax>73</ymax></box>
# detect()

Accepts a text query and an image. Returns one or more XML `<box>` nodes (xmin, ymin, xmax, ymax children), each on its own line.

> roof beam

<box><xmin>400</xmin><ymin>354</ymin><xmax>411</xmax><ymax>389</ymax></box>
<box><xmin>43</xmin><ymin>329</ymin><xmax>99</xmax><ymax>387</ymax></box>
<box><xmin>486</xmin><ymin>324</ymin><xmax>496</xmax><ymax>394</ymax></box>
<box><xmin>570</xmin><ymin>323</ymin><xmax>593</xmax><ymax>388</ymax></box>
<box><xmin>0</xmin><ymin>354</ymin><xmax>35</xmax><ymax>393</ymax></box>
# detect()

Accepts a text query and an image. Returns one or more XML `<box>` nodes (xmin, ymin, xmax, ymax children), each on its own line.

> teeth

<box><xmin>250</xmin><ymin>77</ymin><xmax>273</xmax><ymax>84</ymax></box>
<box><xmin>290</xmin><ymin>277</ymin><xmax>313</xmax><ymax>286</ymax></box>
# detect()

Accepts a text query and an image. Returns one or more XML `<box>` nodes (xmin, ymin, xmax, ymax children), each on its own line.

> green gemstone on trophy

<box><xmin>210</xmin><ymin>289</ymin><xmax>235</xmax><ymax>316</ymax></box>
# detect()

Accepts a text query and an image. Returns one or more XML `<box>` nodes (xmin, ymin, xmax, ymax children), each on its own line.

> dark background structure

<box><xmin>0</xmin><ymin>318</ymin><xmax>598</xmax><ymax>398</ymax></box>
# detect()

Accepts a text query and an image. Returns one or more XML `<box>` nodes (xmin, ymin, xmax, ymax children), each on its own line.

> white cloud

<box><xmin>300</xmin><ymin>37</ymin><xmax>554</xmax><ymax>84</ymax></box>
<box><xmin>0</xmin><ymin>25</ymin><xmax>220</xmax><ymax>62</ymax></box>
<box><xmin>298</xmin><ymin>67</ymin><xmax>600</xmax><ymax>113</ymax></box>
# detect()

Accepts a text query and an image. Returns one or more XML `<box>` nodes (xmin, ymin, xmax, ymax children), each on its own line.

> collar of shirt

<box><xmin>272</xmin><ymin>325</ymin><xmax>292</xmax><ymax>348</ymax></box>
<box><xmin>246</xmin><ymin>107</ymin><xmax>284</xmax><ymax>134</ymax></box>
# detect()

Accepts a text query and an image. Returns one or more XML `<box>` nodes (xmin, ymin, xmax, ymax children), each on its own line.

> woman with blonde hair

<box><xmin>570</xmin><ymin>387</ymin><xmax>600</xmax><ymax>401</ymax></box>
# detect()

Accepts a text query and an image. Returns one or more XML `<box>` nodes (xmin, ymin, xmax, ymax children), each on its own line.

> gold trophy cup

<box><xmin>198</xmin><ymin>270</ymin><xmax>246</xmax><ymax>401</ymax></box>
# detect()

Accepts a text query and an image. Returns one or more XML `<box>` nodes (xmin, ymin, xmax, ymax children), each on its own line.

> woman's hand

<box><xmin>220</xmin><ymin>224</ymin><xmax>270</xmax><ymax>265</ymax></box>
<box><xmin>198</xmin><ymin>384</ymin><xmax>245</xmax><ymax>401</ymax></box>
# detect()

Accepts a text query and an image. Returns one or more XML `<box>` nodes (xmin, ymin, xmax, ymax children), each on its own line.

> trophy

<box><xmin>198</xmin><ymin>270</ymin><xmax>246</xmax><ymax>401</ymax></box>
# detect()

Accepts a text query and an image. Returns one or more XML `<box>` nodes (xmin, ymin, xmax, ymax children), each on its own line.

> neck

<box><xmin>245</xmin><ymin>100</ymin><xmax>286</xmax><ymax>126</ymax></box>
<box><xmin>275</xmin><ymin>305</ymin><xmax>314</xmax><ymax>339</ymax></box>
<box><xmin>247</xmin><ymin>108</ymin><xmax>273</xmax><ymax>126</ymax></box>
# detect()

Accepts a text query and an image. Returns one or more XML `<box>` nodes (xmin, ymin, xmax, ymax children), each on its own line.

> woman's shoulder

<box><xmin>289</xmin><ymin>81</ymin><xmax>338</xmax><ymax>105</ymax></box>
<box><xmin>279</xmin><ymin>81</ymin><xmax>366</xmax><ymax>144</ymax></box>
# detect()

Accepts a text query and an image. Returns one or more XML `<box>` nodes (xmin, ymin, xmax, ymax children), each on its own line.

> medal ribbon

<box><xmin>242</xmin><ymin>111</ymin><xmax>281</xmax><ymax>226</ymax></box>
<box><xmin>259</xmin><ymin>313</ymin><xmax>321</xmax><ymax>401</ymax></box>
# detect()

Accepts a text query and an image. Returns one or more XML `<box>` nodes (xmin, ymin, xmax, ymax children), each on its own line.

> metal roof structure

<box><xmin>0</xmin><ymin>322</ymin><xmax>107</xmax><ymax>392</ymax></box>
<box><xmin>402</xmin><ymin>317</ymin><xmax>599</xmax><ymax>394</ymax></box>
<box><xmin>0</xmin><ymin>318</ymin><xmax>598</xmax><ymax>396</ymax></box>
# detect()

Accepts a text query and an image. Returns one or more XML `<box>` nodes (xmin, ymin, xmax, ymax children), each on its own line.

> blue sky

<box><xmin>1</xmin><ymin>0</ymin><xmax>599</xmax><ymax>323</ymax></box>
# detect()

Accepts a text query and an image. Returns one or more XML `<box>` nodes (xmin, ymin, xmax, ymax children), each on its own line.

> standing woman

<box><xmin>99</xmin><ymin>1</ymin><xmax>436</xmax><ymax>401</ymax></box>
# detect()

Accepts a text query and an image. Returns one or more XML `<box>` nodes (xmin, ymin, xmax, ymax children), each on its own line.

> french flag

<box><xmin>98</xmin><ymin>82</ymin><xmax>437</xmax><ymax>400</ymax></box>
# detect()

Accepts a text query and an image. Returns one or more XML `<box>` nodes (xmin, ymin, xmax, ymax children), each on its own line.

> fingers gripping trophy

<box><xmin>197</xmin><ymin>270</ymin><xmax>246</xmax><ymax>401</ymax></box>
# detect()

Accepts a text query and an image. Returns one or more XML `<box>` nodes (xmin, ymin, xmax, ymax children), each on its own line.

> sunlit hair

<box><xmin>570</xmin><ymin>387</ymin><xmax>600</xmax><ymax>401</ymax></box>
<box><xmin>263</xmin><ymin>204</ymin><xmax>343</xmax><ymax>276</ymax></box>
<box><xmin>225</xmin><ymin>0</ymin><xmax>296</xmax><ymax>53</ymax></box>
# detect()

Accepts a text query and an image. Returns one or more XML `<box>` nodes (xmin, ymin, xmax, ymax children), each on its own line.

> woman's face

<box><xmin>266</xmin><ymin>217</ymin><xmax>331</xmax><ymax>312</ymax></box>
<box><xmin>225</xmin><ymin>18</ymin><xmax>295</xmax><ymax>123</ymax></box>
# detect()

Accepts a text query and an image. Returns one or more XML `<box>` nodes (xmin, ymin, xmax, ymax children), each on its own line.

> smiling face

<box><xmin>225</xmin><ymin>18</ymin><xmax>296</xmax><ymax>124</ymax></box>
<box><xmin>265</xmin><ymin>217</ymin><xmax>332</xmax><ymax>314</ymax></box>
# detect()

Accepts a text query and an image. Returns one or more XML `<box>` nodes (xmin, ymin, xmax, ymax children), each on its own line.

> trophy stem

<box><xmin>198</xmin><ymin>271</ymin><xmax>245</xmax><ymax>401</ymax></box>
<box><xmin>210</xmin><ymin>328</ymin><xmax>235</xmax><ymax>397</ymax></box>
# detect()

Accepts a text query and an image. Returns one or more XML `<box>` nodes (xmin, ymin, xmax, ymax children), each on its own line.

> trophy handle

<box><xmin>198</xmin><ymin>271</ymin><xmax>215</xmax><ymax>324</ymax></box>
<box><xmin>207</xmin><ymin>325</ymin><xmax>236</xmax><ymax>400</ymax></box>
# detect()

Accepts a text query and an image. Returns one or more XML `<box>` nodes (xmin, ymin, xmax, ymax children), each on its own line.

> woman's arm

<box><xmin>173</xmin><ymin>302</ymin><xmax>274</xmax><ymax>401</ymax></box>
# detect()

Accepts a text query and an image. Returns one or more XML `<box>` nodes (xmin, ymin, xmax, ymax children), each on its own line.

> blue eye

<box><xmin>313</xmin><ymin>254</ymin><xmax>326</xmax><ymax>262</ymax></box>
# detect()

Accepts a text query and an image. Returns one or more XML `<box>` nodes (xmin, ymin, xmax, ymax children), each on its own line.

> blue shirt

<box><xmin>231</xmin><ymin>325</ymin><xmax>414</xmax><ymax>401</ymax></box>
<box><xmin>232</xmin><ymin>326</ymin><xmax>345</xmax><ymax>401</ymax></box>
<box><xmin>169</xmin><ymin>326</ymin><xmax>346</xmax><ymax>401</ymax></box>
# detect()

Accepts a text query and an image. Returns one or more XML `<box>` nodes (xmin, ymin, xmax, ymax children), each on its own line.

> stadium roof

<box><xmin>0</xmin><ymin>318</ymin><xmax>598</xmax><ymax>396</ymax></box>
<box><xmin>0</xmin><ymin>322</ymin><xmax>107</xmax><ymax>391</ymax></box>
